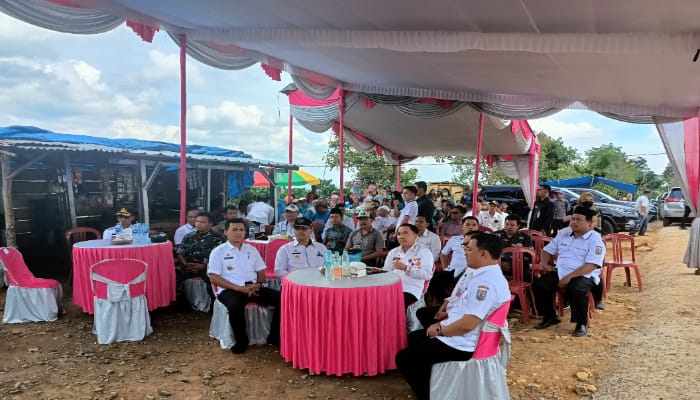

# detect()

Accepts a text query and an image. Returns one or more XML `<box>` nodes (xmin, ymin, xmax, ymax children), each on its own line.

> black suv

<box><xmin>479</xmin><ymin>185</ymin><xmax>641</xmax><ymax>235</ymax></box>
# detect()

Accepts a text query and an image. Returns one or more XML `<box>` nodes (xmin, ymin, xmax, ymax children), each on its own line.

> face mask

<box><xmin>581</xmin><ymin>201</ymin><xmax>594</xmax><ymax>208</ymax></box>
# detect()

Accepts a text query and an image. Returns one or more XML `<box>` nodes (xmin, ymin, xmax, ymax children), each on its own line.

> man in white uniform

<box><xmin>396</xmin><ymin>186</ymin><xmax>419</xmax><ymax>230</ymax></box>
<box><xmin>395</xmin><ymin>233</ymin><xmax>510</xmax><ymax>400</ymax></box>
<box><xmin>274</xmin><ymin>217</ymin><xmax>327</xmax><ymax>279</ymax></box>
<box><xmin>174</xmin><ymin>208</ymin><xmax>198</xmax><ymax>245</ymax></box>
<box><xmin>477</xmin><ymin>201</ymin><xmax>505</xmax><ymax>232</ymax></box>
<box><xmin>415</xmin><ymin>215</ymin><xmax>441</xmax><ymax>261</ymax></box>
<box><xmin>533</xmin><ymin>206</ymin><xmax>605</xmax><ymax>337</ymax></box>
<box><xmin>272</xmin><ymin>204</ymin><xmax>299</xmax><ymax>237</ymax></box>
<box><xmin>208</xmin><ymin>218</ymin><xmax>281</xmax><ymax>354</ymax></box>
<box><xmin>384</xmin><ymin>224</ymin><xmax>434</xmax><ymax>309</ymax></box>
<box><xmin>246</xmin><ymin>196</ymin><xmax>275</xmax><ymax>226</ymax></box>
<box><xmin>103</xmin><ymin>207</ymin><xmax>135</xmax><ymax>238</ymax></box>
<box><xmin>372</xmin><ymin>205</ymin><xmax>397</xmax><ymax>240</ymax></box>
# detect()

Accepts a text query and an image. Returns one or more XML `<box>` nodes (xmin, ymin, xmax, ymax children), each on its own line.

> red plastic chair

<box><xmin>478</xmin><ymin>226</ymin><xmax>494</xmax><ymax>233</ymax></box>
<box><xmin>65</xmin><ymin>227</ymin><xmax>102</xmax><ymax>286</ymax></box>
<box><xmin>602</xmin><ymin>233</ymin><xmax>643</xmax><ymax>292</ymax></box>
<box><xmin>500</xmin><ymin>246</ymin><xmax>536</xmax><ymax>325</ymax></box>
<box><xmin>519</xmin><ymin>229</ymin><xmax>544</xmax><ymax>238</ymax></box>
<box><xmin>311</xmin><ymin>221</ymin><xmax>325</xmax><ymax>242</ymax></box>
<box><xmin>65</xmin><ymin>227</ymin><xmax>102</xmax><ymax>245</ymax></box>
<box><xmin>556</xmin><ymin>289</ymin><xmax>595</xmax><ymax>325</ymax></box>
<box><xmin>531</xmin><ymin>236</ymin><xmax>553</xmax><ymax>278</ymax></box>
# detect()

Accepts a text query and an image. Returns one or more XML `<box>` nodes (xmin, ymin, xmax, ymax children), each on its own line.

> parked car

<box><xmin>660</xmin><ymin>187</ymin><xmax>695</xmax><ymax>226</ymax></box>
<box><xmin>479</xmin><ymin>185</ymin><xmax>641</xmax><ymax>235</ymax></box>
<box><xmin>566</xmin><ymin>188</ymin><xmax>658</xmax><ymax>222</ymax></box>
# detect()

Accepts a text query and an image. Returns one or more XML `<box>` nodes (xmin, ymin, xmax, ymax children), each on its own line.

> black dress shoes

<box><xmin>535</xmin><ymin>317</ymin><xmax>561</xmax><ymax>329</ymax></box>
<box><xmin>573</xmin><ymin>324</ymin><xmax>588</xmax><ymax>337</ymax></box>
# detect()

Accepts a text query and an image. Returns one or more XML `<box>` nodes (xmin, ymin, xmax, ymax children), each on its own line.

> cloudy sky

<box><xmin>0</xmin><ymin>13</ymin><xmax>669</xmax><ymax>185</ymax></box>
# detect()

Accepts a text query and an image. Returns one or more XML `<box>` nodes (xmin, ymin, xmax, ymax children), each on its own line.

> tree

<box><xmin>662</xmin><ymin>163</ymin><xmax>679</xmax><ymax>188</ymax></box>
<box><xmin>537</xmin><ymin>133</ymin><xmax>582</xmax><ymax>182</ymax></box>
<box><xmin>584</xmin><ymin>144</ymin><xmax>637</xmax><ymax>182</ymax></box>
<box><xmin>324</xmin><ymin>135</ymin><xmax>417</xmax><ymax>189</ymax></box>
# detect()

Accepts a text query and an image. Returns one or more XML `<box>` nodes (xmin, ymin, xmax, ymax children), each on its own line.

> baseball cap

<box><xmin>293</xmin><ymin>217</ymin><xmax>312</xmax><ymax>228</ymax></box>
<box><xmin>115</xmin><ymin>207</ymin><xmax>131</xmax><ymax>217</ymax></box>
<box><xmin>285</xmin><ymin>204</ymin><xmax>299</xmax><ymax>212</ymax></box>
<box><xmin>489</xmin><ymin>200</ymin><xmax>499</xmax><ymax>206</ymax></box>
<box><xmin>357</xmin><ymin>210</ymin><xmax>372</xmax><ymax>219</ymax></box>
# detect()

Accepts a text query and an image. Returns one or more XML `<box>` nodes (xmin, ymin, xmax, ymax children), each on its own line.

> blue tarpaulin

<box><xmin>542</xmin><ymin>176</ymin><xmax>638</xmax><ymax>194</ymax></box>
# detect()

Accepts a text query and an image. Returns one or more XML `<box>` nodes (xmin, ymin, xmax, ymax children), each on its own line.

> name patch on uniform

<box><xmin>224</xmin><ymin>256</ymin><xmax>234</xmax><ymax>260</ymax></box>
<box><xmin>595</xmin><ymin>246</ymin><xmax>603</xmax><ymax>255</ymax></box>
<box><xmin>476</xmin><ymin>285</ymin><xmax>489</xmax><ymax>301</ymax></box>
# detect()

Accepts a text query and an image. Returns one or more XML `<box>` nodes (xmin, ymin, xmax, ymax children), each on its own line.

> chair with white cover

<box><xmin>183</xmin><ymin>277</ymin><xmax>211</xmax><ymax>312</ymax></box>
<box><xmin>1</xmin><ymin>247</ymin><xmax>63</xmax><ymax>323</ymax></box>
<box><xmin>209</xmin><ymin>285</ymin><xmax>273</xmax><ymax>349</ymax></box>
<box><xmin>429</xmin><ymin>298</ymin><xmax>512</xmax><ymax>400</ymax></box>
<box><xmin>90</xmin><ymin>258</ymin><xmax>153</xmax><ymax>344</ymax></box>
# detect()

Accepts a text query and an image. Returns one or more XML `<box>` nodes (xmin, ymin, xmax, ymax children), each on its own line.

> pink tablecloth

<box><xmin>245</xmin><ymin>239</ymin><xmax>292</xmax><ymax>279</ymax></box>
<box><xmin>72</xmin><ymin>239</ymin><xmax>176</xmax><ymax>314</ymax></box>
<box><xmin>281</xmin><ymin>269</ymin><xmax>407</xmax><ymax>376</ymax></box>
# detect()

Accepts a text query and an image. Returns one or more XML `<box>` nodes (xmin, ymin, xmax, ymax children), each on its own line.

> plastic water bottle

<box><xmin>248</xmin><ymin>224</ymin><xmax>256</xmax><ymax>240</ymax></box>
<box><xmin>341</xmin><ymin>251</ymin><xmax>350</xmax><ymax>277</ymax></box>
<box><xmin>333</xmin><ymin>252</ymin><xmax>342</xmax><ymax>281</ymax></box>
<box><xmin>324</xmin><ymin>250</ymin><xmax>333</xmax><ymax>281</ymax></box>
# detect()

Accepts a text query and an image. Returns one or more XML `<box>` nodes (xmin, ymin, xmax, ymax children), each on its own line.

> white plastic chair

<box><xmin>183</xmin><ymin>277</ymin><xmax>211</xmax><ymax>312</ymax></box>
<box><xmin>208</xmin><ymin>284</ymin><xmax>273</xmax><ymax>349</ymax></box>
<box><xmin>1</xmin><ymin>247</ymin><xmax>63</xmax><ymax>323</ymax></box>
<box><xmin>429</xmin><ymin>300</ymin><xmax>512</xmax><ymax>400</ymax></box>
<box><xmin>90</xmin><ymin>258</ymin><xmax>153</xmax><ymax>344</ymax></box>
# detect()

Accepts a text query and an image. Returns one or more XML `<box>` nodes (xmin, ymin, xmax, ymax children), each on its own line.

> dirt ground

<box><xmin>1</xmin><ymin>221</ymin><xmax>698</xmax><ymax>400</ymax></box>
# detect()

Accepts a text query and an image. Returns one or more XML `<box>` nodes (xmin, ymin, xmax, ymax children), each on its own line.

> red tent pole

<box><xmin>397</xmin><ymin>160</ymin><xmax>402</xmax><ymax>190</ymax></box>
<box><xmin>179</xmin><ymin>34</ymin><xmax>187</xmax><ymax>226</ymax></box>
<box><xmin>472</xmin><ymin>113</ymin><xmax>485</xmax><ymax>212</ymax></box>
<box><xmin>288</xmin><ymin>114</ymin><xmax>293</xmax><ymax>202</ymax></box>
<box><xmin>338</xmin><ymin>89</ymin><xmax>345</xmax><ymax>203</ymax></box>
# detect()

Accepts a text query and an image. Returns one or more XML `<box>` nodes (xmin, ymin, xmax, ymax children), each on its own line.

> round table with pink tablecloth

<box><xmin>281</xmin><ymin>268</ymin><xmax>407</xmax><ymax>376</ymax></box>
<box><xmin>72</xmin><ymin>239</ymin><xmax>176</xmax><ymax>314</ymax></box>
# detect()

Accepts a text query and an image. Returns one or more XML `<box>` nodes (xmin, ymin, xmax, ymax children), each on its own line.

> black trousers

<box><xmin>395</xmin><ymin>330</ymin><xmax>474</xmax><ymax>400</ymax></box>
<box><xmin>403</xmin><ymin>292</ymin><xmax>418</xmax><ymax>310</ymax></box>
<box><xmin>217</xmin><ymin>287</ymin><xmax>281</xmax><ymax>346</ymax></box>
<box><xmin>681</xmin><ymin>205</ymin><xmax>692</xmax><ymax>228</ymax></box>
<box><xmin>426</xmin><ymin>270</ymin><xmax>455</xmax><ymax>304</ymax></box>
<box><xmin>533</xmin><ymin>272</ymin><xmax>595</xmax><ymax>325</ymax></box>
<box><xmin>416</xmin><ymin>305</ymin><xmax>441</xmax><ymax>330</ymax></box>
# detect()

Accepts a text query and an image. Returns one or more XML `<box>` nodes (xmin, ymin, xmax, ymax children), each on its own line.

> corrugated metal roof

<box><xmin>0</xmin><ymin>126</ymin><xmax>295</xmax><ymax>169</ymax></box>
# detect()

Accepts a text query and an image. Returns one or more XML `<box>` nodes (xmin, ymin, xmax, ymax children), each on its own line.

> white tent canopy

<box><xmin>3</xmin><ymin>0</ymin><xmax>699</xmax><ymax>120</ymax></box>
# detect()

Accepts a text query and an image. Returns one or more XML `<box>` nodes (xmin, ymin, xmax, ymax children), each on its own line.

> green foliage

<box><xmin>324</xmin><ymin>136</ymin><xmax>418</xmax><ymax>189</ymax></box>
<box><xmin>537</xmin><ymin>133</ymin><xmax>582</xmax><ymax>182</ymax></box>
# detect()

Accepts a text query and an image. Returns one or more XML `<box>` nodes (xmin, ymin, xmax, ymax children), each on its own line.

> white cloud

<box><xmin>141</xmin><ymin>50</ymin><xmax>205</xmax><ymax>87</ymax></box>
<box><xmin>189</xmin><ymin>101</ymin><xmax>264</xmax><ymax>128</ymax></box>
<box><xmin>528</xmin><ymin>117</ymin><xmax>603</xmax><ymax>142</ymax></box>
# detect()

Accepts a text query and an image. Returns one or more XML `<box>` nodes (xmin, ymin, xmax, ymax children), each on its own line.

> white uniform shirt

<box><xmin>274</xmin><ymin>240</ymin><xmax>327</xmax><ymax>279</ymax></box>
<box><xmin>396</xmin><ymin>200</ymin><xmax>418</xmax><ymax>230</ymax></box>
<box><xmin>478</xmin><ymin>211</ymin><xmax>505</xmax><ymax>232</ymax></box>
<box><xmin>441</xmin><ymin>235</ymin><xmax>468</xmax><ymax>277</ymax></box>
<box><xmin>544</xmin><ymin>227</ymin><xmax>605</xmax><ymax>285</ymax></box>
<box><xmin>636</xmin><ymin>195</ymin><xmax>650</xmax><ymax>216</ymax></box>
<box><xmin>174</xmin><ymin>223</ymin><xmax>195</xmax><ymax>245</ymax></box>
<box><xmin>373</xmin><ymin>216</ymin><xmax>397</xmax><ymax>239</ymax></box>
<box><xmin>207</xmin><ymin>241</ymin><xmax>266</xmax><ymax>294</ymax></box>
<box><xmin>416</xmin><ymin>229</ymin><xmax>441</xmax><ymax>261</ymax></box>
<box><xmin>272</xmin><ymin>220</ymin><xmax>296</xmax><ymax>237</ymax></box>
<box><xmin>246</xmin><ymin>202</ymin><xmax>275</xmax><ymax>225</ymax></box>
<box><xmin>384</xmin><ymin>242</ymin><xmax>434</xmax><ymax>300</ymax></box>
<box><xmin>103</xmin><ymin>224</ymin><xmax>133</xmax><ymax>239</ymax></box>
<box><xmin>438</xmin><ymin>264</ymin><xmax>511</xmax><ymax>352</ymax></box>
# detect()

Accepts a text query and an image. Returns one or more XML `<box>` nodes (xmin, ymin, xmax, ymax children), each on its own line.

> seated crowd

<box><xmin>163</xmin><ymin>184</ymin><xmax>607</xmax><ymax>400</ymax></box>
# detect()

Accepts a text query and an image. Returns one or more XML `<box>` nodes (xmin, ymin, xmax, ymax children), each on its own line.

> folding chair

<box><xmin>1</xmin><ymin>247</ymin><xmax>63</xmax><ymax>323</ymax></box>
<box><xmin>90</xmin><ymin>259</ymin><xmax>152</xmax><ymax>344</ymax></box>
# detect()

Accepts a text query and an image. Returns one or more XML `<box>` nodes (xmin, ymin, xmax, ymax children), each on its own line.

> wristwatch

<box><xmin>436</xmin><ymin>326</ymin><xmax>443</xmax><ymax>336</ymax></box>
